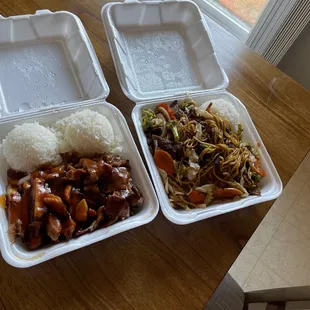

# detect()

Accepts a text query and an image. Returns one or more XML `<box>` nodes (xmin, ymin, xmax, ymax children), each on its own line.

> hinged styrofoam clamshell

<box><xmin>0</xmin><ymin>10</ymin><xmax>109</xmax><ymax>120</ymax></box>
<box><xmin>0</xmin><ymin>101</ymin><xmax>159</xmax><ymax>267</ymax></box>
<box><xmin>132</xmin><ymin>92</ymin><xmax>283</xmax><ymax>224</ymax></box>
<box><xmin>0</xmin><ymin>10</ymin><xmax>159</xmax><ymax>267</ymax></box>
<box><xmin>102</xmin><ymin>0</ymin><xmax>282</xmax><ymax>225</ymax></box>
<box><xmin>101</xmin><ymin>0</ymin><xmax>229</xmax><ymax>103</ymax></box>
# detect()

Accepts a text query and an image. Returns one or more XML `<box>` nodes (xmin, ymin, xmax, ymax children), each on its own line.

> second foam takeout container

<box><xmin>0</xmin><ymin>10</ymin><xmax>158</xmax><ymax>267</ymax></box>
<box><xmin>101</xmin><ymin>0</ymin><xmax>283</xmax><ymax>224</ymax></box>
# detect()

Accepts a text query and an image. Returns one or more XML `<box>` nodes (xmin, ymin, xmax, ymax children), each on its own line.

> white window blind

<box><xmin>247</xmin><ymin>0</ymin><xmax>310</xmax><ymax>65</ymax></box>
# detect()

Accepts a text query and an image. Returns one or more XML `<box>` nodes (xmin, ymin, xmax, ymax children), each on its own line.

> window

<box><xmin>193</xmin><ymin>0</ymin><xmax>269</xmax><ymax>42</ymax></box>
<box><xmin>194</xmin><ymin>0</ymin><xmax>310</xmax><ymax>65</ymax></box>
<box><xmin>214</xmin><ymin>0</ymin><xmax>267</xmax><ymax>28</ymax></box>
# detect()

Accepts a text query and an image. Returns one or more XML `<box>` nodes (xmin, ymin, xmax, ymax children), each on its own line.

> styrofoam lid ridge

<box><xmin>102</xmin><ymin>0</ymin><xmax>229</xmax><ymax>103</ymax></box>
<box><xmin>0</xmin><ymin>10</ymin><xmax>109</xmax><ymax>119</ymax></box>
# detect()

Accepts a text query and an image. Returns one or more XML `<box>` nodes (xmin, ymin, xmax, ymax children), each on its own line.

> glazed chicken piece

<box><xmin>61</xmin><ymin>216</ymin><xmax>76</xmax><ymax>240</ymax></box>
<box><xmin>75</xmin><ymin>205</ymin><xmax>105</xmax><ymax>237</ymax></box>
<box><xmin>88</xmin><ymin>208</ymin><xmax>97</xmax><ymax>217</ymax></box>
<box><xmin>70</xmin><ymin>189</ymin><xmax>84</xmax><ymax>218</ymax></box>
<box><xmin>44</xmin><ymin>194</ymin><xmax>67</xmax><ymax>216</ymax></box>
<box><xmin>6</xmin><ymin>185</ymin><xmax>22</xmax><ymax>242</ymax></box>
<box><xmin>46</xmin><ymin>177</ymin><xmax>68</xmax><ymax>201</ymax></box>
<box><xmin>80</xmin><ymin>158</ymin><xmax>113</xmax><ymax>182</ymax></box>
<box><xmin>47</xmin><ymin>165</ymin><xmax>66</xmax><ymax>176</ymax></box>
<box><xmin>83</xmin><ymin>184</ymin><xmax>106</xmax><ymax>207</ymax></box>
<box><xmin>20</xmin><ymin>182</ymin><xmax>31</xmax><ymax>238</ymax></box>
<box><xmin>104</xmin><ymin>193</ymin><xmax>130</xmax><ymax>226</ymax></box>
<box><xmin>64</xmin><ymin>185</ymin><xmax>72</xmax><ymax>204</ymax></box>
<box><xmin>115</xmin><ymin>184</ymin><xmax>143</xmax><ymax>207</ymax></box>
<box><xmin>101</xmin><ymin>154</ymin><xmax>130</xmax><ymax>168</ymax></box>
<box><xmin>80</xmin><ymin>158</ymin><xmax>98</xmax><ymax>182</ymax></box>
<box><xmin>46</xmin><ymin>172</ymin><xmax>62</xmax><ymax>180</ymax></box>
<box><xmin>106</xmin><ymin>167</ymin><xmax>130</xmax><ymax>192</ymax></box>
<box><xmin>84</xmin><ymin>184</ymin><xmax>100</xmax><ymax>194</ymax></box>
<box><xmin>46</xmin><ymin>214</ymin><xmax>62</xmax><ymax>242</ymax></box>
<box><xmin>32</xmin><ymin>178</ymin><xmax>50</xmax><ymax>219</ymax></box>
<box><xmin>74</xmin><ymin>199</ymin><xmax>88</xmax><ymax>222</ymax></box>
<box><xmin>97</xmin><ymin>160</ymin><xmax>113</xmax><ymax>180</ymax></box>
<box><xmin>126</xmin><ymin>184</ymin><xmax>144</xmax><ymax>207</ymax></box>
<box><xmin>25</xmin><ymin>220</ymin><xmax>43</xmax><ymax>250</ymax></box>
<box><xmin>66</xmin><ymin>167</ymin><xmax>87</xmax><ymax>181</ymax></box>
<box><xmin>39</xmin><ymin>165</ymin><xmax>66</xmax><ymax>181</ymax></box>
<box><xmin>118</xmin><ymin>203</ymin><xmax>130</xmax><ymax>220</ymax></box>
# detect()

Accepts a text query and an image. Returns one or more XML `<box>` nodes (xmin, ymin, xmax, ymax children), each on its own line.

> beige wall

<box><xmin>277</xmin><ymin>21</ymin><xmax>310</xmax><ymax>90</ymax></box>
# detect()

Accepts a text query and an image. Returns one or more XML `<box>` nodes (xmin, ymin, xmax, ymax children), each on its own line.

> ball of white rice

<box><xmin>199</xmin><ymin>99</ymin><xmax>240</xmax><ymax>131</ymax></box>
<box><xmin>55</xmin><ymin>109</ymin><xmax>114</xmax><ymax>155</ymax></box>
<box><xmin>2</xmin><ymin>123</ymin><xmax>61</xmax><ymax>173</ymax></box>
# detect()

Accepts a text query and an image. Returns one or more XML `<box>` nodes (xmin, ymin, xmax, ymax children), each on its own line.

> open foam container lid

<box><xmin>0</xmin><ymin>9</ymin><xmax>109</xmax><ymax>120</ymax></box>
<box><xmin>101</xmin><ymin>0</ymin><xmax>229</xmax><ymax>103</ymax></box>
<box><xmin>102</xmin><ymin>0</ymin><xmax>283</xmax><ymax>226</ymax></box>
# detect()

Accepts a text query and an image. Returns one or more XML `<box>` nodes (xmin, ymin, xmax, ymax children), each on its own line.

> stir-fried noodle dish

<box><xmin>142</xmin><ymin>97</ymin><xmax>266</xmax><ymax>210</ymax></box>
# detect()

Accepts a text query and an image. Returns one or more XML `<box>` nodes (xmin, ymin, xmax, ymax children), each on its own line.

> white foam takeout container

<box><xmin>0</xmin><ymin>10</ymin><xmax>159</xmax><ymax>267</ymax></box>
<box><xmin>102</xmin><ymin>0</ymin><xmax>283</xmax><ymax>224</ymax></box>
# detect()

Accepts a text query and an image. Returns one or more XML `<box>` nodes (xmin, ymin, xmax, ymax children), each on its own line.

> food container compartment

<box><xmin>0</xmin><ymin>9</ymin><xmax>158</xmax><ymax>267</ymax></box>
<box><xmin>132</xmin><ymin>92</ymin><xmax>283</xmax><ymax>225</ymax></box>
<box><xmin>101</xmin><ymin>0</ymin><xmax>228</xmax><ymax>102</ymax></box>
<box><xmin>0</xmin><ymin>101</ymin><xmax>159</xmax><ymax>268</ymax></box>
<box><xmin>0</xmin><ymin>10</ymin><xmax>109</xmax><ymax>118</ymax></box>
<box><xmin>102</xmin><ymin>0</ymin><xmax>282</xmax><ymax>224</ymax></box>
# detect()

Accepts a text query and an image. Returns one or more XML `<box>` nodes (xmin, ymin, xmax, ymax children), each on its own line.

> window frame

<box><xmin>193</xmin><ymin>0</ymin><xmax>250</xmax><ymax>42</ymax></box>
<box><xmin>192</xmin><ymin>0</ymin><xmax>310</xmax><ymax>65</ymax></box>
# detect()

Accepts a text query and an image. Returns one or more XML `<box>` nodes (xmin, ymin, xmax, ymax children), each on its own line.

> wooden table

<box><xmin>1</xmin><ymin>1</ymin><xmax>310</xmax><ymax>309</ymax></box>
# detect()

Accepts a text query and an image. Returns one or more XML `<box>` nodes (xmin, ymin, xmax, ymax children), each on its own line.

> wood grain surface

<box><xmin>1</xmin><ymin>0</ymin><xmax>310</xmax><ymax>309</ymax></box>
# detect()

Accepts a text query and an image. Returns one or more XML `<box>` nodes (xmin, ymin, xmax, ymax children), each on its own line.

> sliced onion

<box><xmin>187</xmin><ymin>161</ymin><xmax>200</xmax><ymax>181</ymax></box>
<box><xmin>185</xmin><ymin>149</ymin><xmax>199</xmax><ymax>163</ymax></box>
<box><xmin>157</xmin><ymin>106</ymin><xmax>171</xmax><ymax>121</ymax></box>
<box><xmin>156</xmin><ymin>113</ymin><xmax>167</xmax><ymax>137</ymax></box>
<box><xmin>195</xmin><ymin>107</ymin><xmax>213</xmax><ymax>119</ymax></box>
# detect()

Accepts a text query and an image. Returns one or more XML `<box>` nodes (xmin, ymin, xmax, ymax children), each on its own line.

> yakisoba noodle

<box><xmin>142</xmin><ymin>98</ymin><xmax>265</xmax><ymax>210</ymax></box>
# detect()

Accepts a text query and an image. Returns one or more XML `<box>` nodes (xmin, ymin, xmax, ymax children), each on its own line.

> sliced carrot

<box><xmin>158</xmin><ymin>103</ymin><xmax>176</xmax><ymax>120</ymax></box>
<box><xmin>154</xmin><ymin>148</ymin><xmax>176</xmax><ymax>176</ymax></box>
<box><xmin>188</xmin><ymin>190</ymin><xmax>206</xmax><ymax>204</ymax></box>
<box><xmin>259</xmin><ymin>168</ymin><xmax>266</xmax><ymax>177</ymax></box>
<box><xmin>252</xmin><ymin>160</ymin><xmax>266</xmax><ymax>177</ymax></box>
<box><xmin>214</xmin><ymin>188</ymin><xmax>243</xmax><ymax>199</ymax></box>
